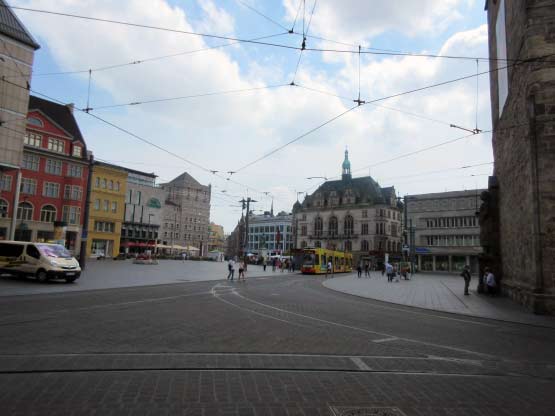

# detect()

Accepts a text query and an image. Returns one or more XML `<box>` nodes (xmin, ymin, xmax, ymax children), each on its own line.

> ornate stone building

<box><xmin>484</xmin><ymin>0</ymin><xmax>555</xmax><ymax>313</ymax></box>
<box><xmin>293</xmin><ymin>151</ymin><xmax>402</xmax><ymax>265</ymax></box>
<box><xmin>160</xmin><ymin>172</ymin><xmax>211</xmax><ymax>256</ymax></box>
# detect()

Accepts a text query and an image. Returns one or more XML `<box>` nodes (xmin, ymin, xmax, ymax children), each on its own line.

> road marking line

<box><xmin>234</xmin><ymin>291</ymin><xmax>496</xmax><ymax>360</ymax></box>
<box><xmin>350</xmin><ymin>357</ymin><xmax>372</xmax><ymax>371</ymax></box>
<box><xmin>373</xmin><ymin>337</ymin><xmax>398</xmax><ymax>343</ymax></box>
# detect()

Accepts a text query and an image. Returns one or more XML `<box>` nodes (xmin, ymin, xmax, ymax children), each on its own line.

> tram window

<box><xmin>314</xmin><ymin>255</ymin><xmax>319</xmax><ymax>264</ymax></box>
<box><xmin>321</xmin><ymin>256</ymin><xmax>326</xmax><ymax>266</ymax></box>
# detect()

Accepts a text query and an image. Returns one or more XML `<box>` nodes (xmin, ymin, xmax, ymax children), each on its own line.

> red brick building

<box><xmin>0</xmin><ymin>96</ymin><xmax>89</xmax><ymax>253</ymax></box>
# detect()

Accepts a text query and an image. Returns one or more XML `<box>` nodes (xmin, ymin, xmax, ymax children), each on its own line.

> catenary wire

<box><xmin>88</xmin><ymin>83</ymin><xmax>289</xmax><ymax>111</ymax></box>
<box><xmin>4</xmin><ymin>4</ymin><xmax>551</xmax><ymax>63</ymax></box>
<box><xmin>18</xmin><ymin>32</ymin><xmax>289</xmax><ymax>79</ymax></box>
<box><xmin>236</xmin><ymin>0</ymin><xmax>290</xmax><ymax>32</ymax></box>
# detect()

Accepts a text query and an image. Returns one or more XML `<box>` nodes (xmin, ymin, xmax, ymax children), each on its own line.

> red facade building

<box><xmin>0</xmin><ymin>96</ymin><xmax>89</xmax><ymax>253</ymax></box>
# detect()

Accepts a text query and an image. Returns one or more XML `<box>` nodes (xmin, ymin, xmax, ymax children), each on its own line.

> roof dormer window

<box><xmin>72</xmin><ymin>145</ymin><xmax>82</xmax><ymax>157</ymax></box>
<box><xmin>27</xmin><ymin>116</ymin><xmax>43</xmax><ymax>127</ymax></box>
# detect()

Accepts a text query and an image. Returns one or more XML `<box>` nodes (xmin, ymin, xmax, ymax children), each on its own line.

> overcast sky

<box><xmin>13</xmin><ymin>0</ymin><xmax>493</xmax><ymax>233</ymax></box>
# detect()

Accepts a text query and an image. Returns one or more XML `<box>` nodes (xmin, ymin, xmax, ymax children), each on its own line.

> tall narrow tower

<box><xmin>342</xmin><ymin>149</ymin><xmax>352</xmax><ymax>180</ymax></box>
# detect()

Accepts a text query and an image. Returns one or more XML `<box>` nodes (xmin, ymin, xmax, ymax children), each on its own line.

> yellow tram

<box><xmin>300</xmin><ymin>248</ymin><xmax>353</xmax><ymax>274</ymax></box>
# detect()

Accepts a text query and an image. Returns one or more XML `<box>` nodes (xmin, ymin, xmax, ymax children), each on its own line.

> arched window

<box><xmin>115</xmin><ymin>181</ymin><xmax>120</xmax><ymax>192</ymax></box>
<box><xmin>0</xmin><ymin>199</ymin><xmax>8</xmax><ymax>217</ymax></box>
<box><xmin>314</xmin><ymin>217</ymin><xmax>323</xmax><ymax>237</ymax></box>
<box><xmin>108</xmin><ymin>180</ymin><xmax>113</xmax><ymax>190</ymax></box>
<box><xmin>328</xmin><ymin>216</ymin><xmax>338</xmax><ymax>237</ymax></box>
<box><xmin>17</xmin><ymin>202</ymin><xmax>33</xmax><ymax>221</ymax></box>
<box><xmin>344</xmin><ymin>215</ymin><xmax>354</xmax><ymax>236</ymax></box>
<box><xmin>40</xmin><ymin>205</ymin><xmax>57</xmax><ymax>223</ymax></box>
<box><xmin>315</xmin><ymin>241</ymin><xmax>321</xmax><ymax>248</ymax></box>
<box><xmin>345</xmin><ymin>240</ymin><xmax>352</xmax><ymax>251</ymax></box>
<box><xmin>101</xmin><ymin>178</ymin><xmax>107</xmax><ymax>189</ymax></box>
<box><xmin>361</xmin><ymin>240</ymin><xmax>369</xmax><ymax>251</ymax></box>
<box><xmin>301</xmin><ymin>240</ymin><xmax>307</xmax><ymax>248</ymax></box>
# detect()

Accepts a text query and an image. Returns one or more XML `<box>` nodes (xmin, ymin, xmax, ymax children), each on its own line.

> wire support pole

<box><xmin>85</xmin><ymin>69</ymin><xmax>92</xmax><ymax>113</ymax></box>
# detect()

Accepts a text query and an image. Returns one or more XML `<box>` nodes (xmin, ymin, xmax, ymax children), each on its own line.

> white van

<box><xmin>0</xmin><ymin>241</ymin><xmax>81</xmax><ymax>283</ymax></box>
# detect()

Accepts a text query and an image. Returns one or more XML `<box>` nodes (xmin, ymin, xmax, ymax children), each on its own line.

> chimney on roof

<box><xmin>66</xmin><ymin>103</ymin><xmax>74</xmax><ymax>114</ymax></box>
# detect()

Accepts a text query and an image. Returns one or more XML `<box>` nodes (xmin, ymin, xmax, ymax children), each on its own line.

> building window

<box><xmin>94</xmin><ymin>199</ymin><xmax>100</xmax><ymax>210</ymax></box>
<box><xmin>111</xmin><ymin>201</ymin><xmax>117</xmax><ymax>213</ymax></box>
<box><xmin>361</xmin><ymin>240</ymin><xmax>369</xmax><ymax>251</ymax></box>
<box><xmin>17</xmin><ymin>202</ymin><xmax>33</xmax><ymax>220</ymax></box>
<box><xmin>361</xmin><ymin>209</ymin><xmax>367</xmax><ymax>218</ymax></box>
<box><xmin>47</xmin><ymin>138</ymin><xmax>65</xmax><ymax>153</ymax></box>
<box><xmin>313</xmin><ymin>217</ymin><xmax>323</xmax><ymax>237</ymax></box>
<box><xmin>108</xmin><ymin>180</ymin><xmax>113</xmax><ymax>190</ymax></box>
<box><xmin>45</xmin><ymin>159</ymin><xmax>62</xmax><ymax>175</ymax></box>
<box><xmin>361</xmin><ymin>223</ymin><xmax>368</xmax><ymax>235</ymax></box>
<box><xmin>62</xmin><ymin>205</ymin><xmax>81</xmax><ymax>225</ymax></box>
<box><xmin>115</xmin><ymin>182</ymin><xmax>120</xmax><ymax>192</ymax></box>
<box><xmin>43</xmin><ymin>182</ymin><xmax>60</xmax><ymax>198</ymax></box>
<box><xmin>344</xmin><ymin>215</ymin><xmax>354</xmax><ymax>236</ymax></box>
<box><xmin>95</xmin><ymin>177</ymin><xmax>100</xmax><ymax>187</ymax></box>
<box><xmin>0</xmin><ymin>174</ymin><xmax>12</xmax><ymax>191</ymax></box>
<box><xmin>345</xmin><ymin>241</ymin><xmax>352</xmax><ymax>251</ymax></box>
<box><xmin>0</xmin><ymin>199</ymin><xmax>8</xmax><ymax>217</ymax></box>
<box><xmin>22</xmin><ymin>153</ymin><xmax>40</xmax><ymax>171</ymax></box>
<box><xmin>103</xmin><ymin>200</ymin><xmax>109</xmax><ymax>211</ymax></box>
<box><xmin>20</xmin><ymin>178</ymin><xmax>36</xmax><ymax>195</ymax></box>
<box><xmin>72</xmin><ymin>146</ymin><xmax>82</xmax><ymax>157</ymax></box>
<box><xmin>301</xmin><ymin>225</ymin><xmax>307</xmax><ymax>236</ymax></box>
<box><xmin>40</xmin><ymin>205</ymin><xmax>57</xmax><ymax>223</ymax></box>
<box><xmin>101</xmin><ymin>178</ymin><xmax>107</xmax><ymax>189</ymax></box>
<box><xmin>315</xmin><ymin>241</ymin><xmax>321</xmax><ymax>248</ymax></box>
<box><xmin>64</xmin><ymin>185</ymin><xmax>82</xmax><ymax>201</ymax></box>
<box><xmin>329</xmin><ymin>217</ymin><xmax>338</xmax><ymax>237</ymax></box>
<box><xmin>94</xmin><ymin>221</ymin><xmax>115</xmax><ymax>233</ymax></box>
<box><xmin>301</xmin><ymin>241</ymin><xmax>307</xmax><ymax>248</ymax></box>
<box><xmin>67</xmin><ymin>164</ymin><xmax>82</xmax><ymax>178</ymax></box>
<box><xmin>24</xmin><ymin>132</ymin><xmax>42</xmax><ymax>147</ymax></box>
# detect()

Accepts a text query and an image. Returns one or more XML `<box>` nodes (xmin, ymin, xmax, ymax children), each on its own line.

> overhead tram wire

<box><xmin>290</xmin><ymin>0</ymin><xmax>317</xmax><ymax>84</ymax></box>
<box><xmin>88</xmin><ymin>83</ymin><xmax>289</xmax><ymax>111</ymax></box>
<box><xmin>236</xmin><ymin>0</ymin><xmax>290</xmax><ymax>32</ymax></box>
<box><xmin>229</xmin><ymin>51</ymin><xmax>553</xmax><ymax>176</ymax></box>
<box><xmin>18</xmin><ymin>32</ymin><xmax>289</xmax><ymax>79</ymax></box>
<box><xmin>3</xmin><ymin>4</ymin><xmax>545</xmax><ymax>64</ymax></box>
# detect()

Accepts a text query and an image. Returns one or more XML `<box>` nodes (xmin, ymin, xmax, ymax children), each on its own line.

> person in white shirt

<box><xmin>326</xmin><ymin>261</ymin><xmax>332</xmax><ymax>278</ymax></box>
<box><xmin>485</xmin><ymin>268</ymin><xmax>496</xmax><ymax>296</ymax></box>
<box><xmin>227</xmin><ymin>259</ymin><xmax>235</xmax><ymax>281</ymax></box>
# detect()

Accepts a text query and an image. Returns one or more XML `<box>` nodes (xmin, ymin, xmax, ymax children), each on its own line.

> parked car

<box><xmin>0</xmin><ymin>241</ymin><xmax>81</xmax><ymax>283</ymax></box>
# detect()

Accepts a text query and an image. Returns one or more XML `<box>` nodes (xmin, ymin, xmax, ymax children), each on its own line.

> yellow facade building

<box><xmin>86</xmin><ymin>162</ymin><xmax>127</xmax><ymax>258</ymax></box>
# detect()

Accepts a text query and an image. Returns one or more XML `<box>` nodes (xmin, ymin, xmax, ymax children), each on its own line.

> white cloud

<box><xmin>282</xmin><ymin>0</ymin><xmax>466</xmax><ymax>42</ymax></box>
<box><xmin>16</xmin><ymin>0</ymin><xmax>492</xmax><ymax>232</ymax></box>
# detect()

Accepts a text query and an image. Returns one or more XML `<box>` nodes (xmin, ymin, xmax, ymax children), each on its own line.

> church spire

<box><xmin>342</xmin><ymin>148</ymin><xmax>352</xmax><ymax>180</ymax></box>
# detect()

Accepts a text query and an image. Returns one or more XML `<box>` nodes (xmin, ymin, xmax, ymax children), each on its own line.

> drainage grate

<box><xmin>329</xmin><ymin>407</ymin><xmax>407</xmax><ymax>416</ymax></box>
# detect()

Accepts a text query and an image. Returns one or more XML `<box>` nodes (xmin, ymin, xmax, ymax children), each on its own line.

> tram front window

<box><xmin>303</xmin><ymin>254</ymin><xmax>315</xmax><ymax>265</ymax></box>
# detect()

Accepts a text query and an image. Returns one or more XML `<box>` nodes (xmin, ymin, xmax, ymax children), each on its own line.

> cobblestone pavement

<box><xmin>1</xmin><ymin>275</ymin><xmax>554</xmax><ymax>415</ymax></box>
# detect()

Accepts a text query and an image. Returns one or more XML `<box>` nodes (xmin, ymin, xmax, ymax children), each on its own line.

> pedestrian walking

<box><xmin>262</xmin><ymin>257</ymin><xmax>267</xmax><ymax>272</ymax></box>
<box><xmin>461</xmin><ymin>265</ymin><xmax>471</xmax><ymax>295</ymax></box>
<box><xmin>227</xmin><ymin>259</ymin><xmax>235</xmax><ymax>281</ymax></box>
<box><xmin>364</xmin><ymin>263</ymin><xmax>370</xmax><ymax>278</ymax></box>
<box><xmin>326</xmin><ymin>260</ymin><xmax>332</xmax><ymax>278</ymax></box>
<box><xmin>357</xmin><ymin>263</ymin><xmax>362</xmax><ymax>278</ymax></box>
<box><xmin>272</xmin><ymin>258</ymin><xmax>276</xmax><ymax>272</ymax></box>
<box><xmin>386</xmin><ymin>262</ymin><xmax>393</xmax><ymax>282</ymax></box>
<box><xmin>238</xmin><ymin>261</ymin><xmax>246</xmax><ymax>282</ymax></box>
<box><xmin>485</xmin><ymin>267</ymin><xmax>496</xmax><ymax>296</ymax></box>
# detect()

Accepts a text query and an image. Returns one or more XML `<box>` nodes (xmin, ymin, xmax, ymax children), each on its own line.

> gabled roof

<box><xmin>28</xmin><ymin>96</ymin><xmax>85</xmax><ymax>144</ymax></box>
<box><xmin>0</xmin><ymin>0</ymin><xmax>40</xmax><ymax>49</ymax></box>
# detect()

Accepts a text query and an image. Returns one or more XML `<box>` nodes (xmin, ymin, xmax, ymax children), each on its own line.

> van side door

<box><xmin>22</xmin><ymin>244</ymin><xmax>42</xmax><ymax>275</ymax></box>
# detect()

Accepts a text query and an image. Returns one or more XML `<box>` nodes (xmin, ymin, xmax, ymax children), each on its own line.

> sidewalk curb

<box><xmin>322</xmin><ymin>277</ymin><xmax>555</xmax><ymax>329</ymax></box>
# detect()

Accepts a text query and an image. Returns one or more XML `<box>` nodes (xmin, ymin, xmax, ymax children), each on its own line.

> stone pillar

<box><xmin>448</xmin><ymin>255</ymin><xmax>452</xmax><ymax>272</ymax></box>
<box><xmin>418</xmin><ymin>255</ymin><xmax>422</xmax><ymax>271</ymax></box>
<box><xmin>432</xmin><ymin>255</ymin><xmax>436</xmax><ymax>272</ymax></box>
<box><xmin>465</xmin><ymin>255</ymin><xmax>470</xmax><ymax>266</ymax></box>
<box><xmin>9</xmin><ymin>170</ymin><xmax>22</xmax><ymax>240</ymax></box>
